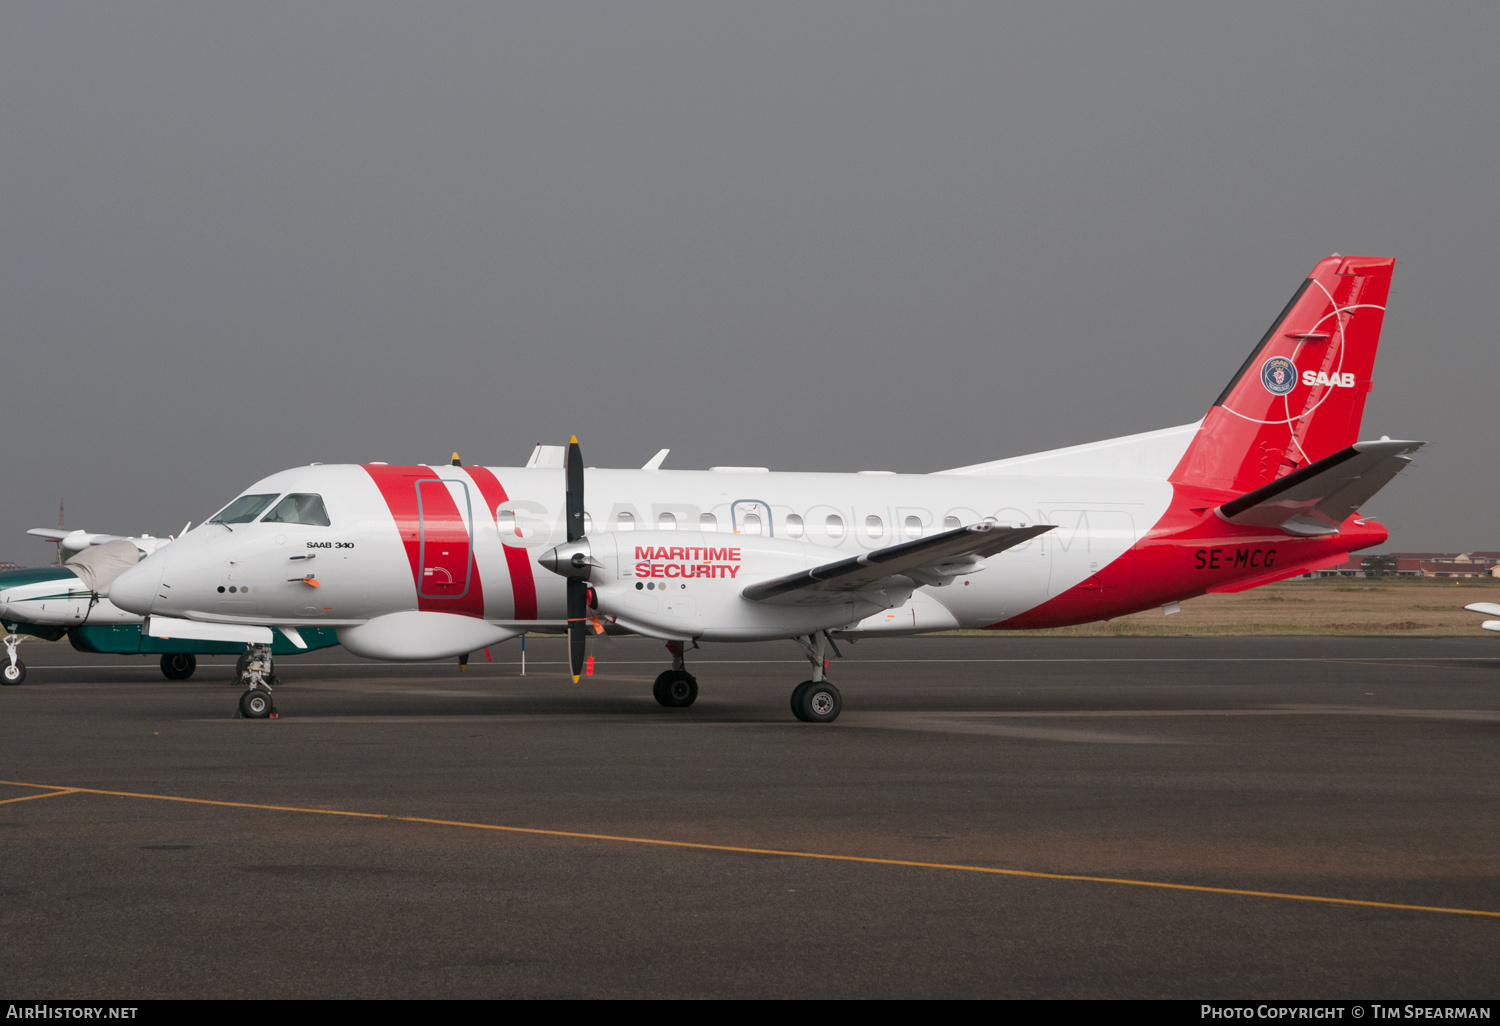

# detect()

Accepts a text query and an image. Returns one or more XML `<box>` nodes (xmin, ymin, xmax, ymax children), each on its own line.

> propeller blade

<box><xmin>565</xmin><ymin>435</ymin><xmax>587</xmax><ymax>681</ymax></box>
<box><xmin>567</xmin><ymin>578</ymin><xmax>587</xmax><ymax>682</ymax></box>
<box><xmin>566</xmin><ymin>435</ymin><xmax>585</xmax><ymax>543</ymax></box>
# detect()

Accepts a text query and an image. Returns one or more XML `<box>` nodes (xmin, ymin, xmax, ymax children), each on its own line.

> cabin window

<box><xmin>865</xmin><ymin>515</ymin><xmax>883</xmax><ymax>539</ymax></box>
<box><xmin>616</xmin><ymin>512</ymin><xmax>635</xmax><ymax>531</ymax></box>
<box><xmin>699</xmin><ymin>513</ymin><xmax>717</xmax><ymax>531</ymax></box>
<box><xmin>785</xmin><ymin>514</ymin><xmax>804</xmax><ymax>539</ymax></box>
<box><xmin>209</xmin><ymin>493</ymin><xmax>279</xmax><ymax>524</ymax></box>
<box><xmin>741</xmin><ymin>513</ymin><xmax>763</xmax><ymax>536</ymax></box>
<box><xmin>261</xmin><ymin>493</ymin><xmax>331</xmax><ymax>527</ymax></box>
<box><xmin>496</xmin><ymin>510</ymin><xmax>520</xmax><ymax>537</ymax></box>
<box><xmin>825</xmin><ymin>514</ymin><xmax>845</xmax><ymax>539</ymax></box>
<box><xmin>658</xmin><ymin>512</ymin><xmax>677</xmax><ymax>530</ymax></box>
<box><xmin>905</xmin><ymin>516</ymin><xmax>922</xmax><ymax>539</ymax></box>
<box><xmin>944</xmin><ymin>516</ymin><xmax>961</xmax><ymax>530</ymax></box>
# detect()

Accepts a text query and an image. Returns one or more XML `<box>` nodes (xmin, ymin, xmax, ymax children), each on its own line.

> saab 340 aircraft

<box><xmin>109</xmin><ymin>254</ymin><xmax>1422</xmax><ymax>722</ymax></box>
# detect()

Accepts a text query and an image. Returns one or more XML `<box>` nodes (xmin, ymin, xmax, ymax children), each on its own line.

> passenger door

<box><xmin>416</xmin><ymin>478</ymin><xmax>475</xmax><ymax>598</ymax></box>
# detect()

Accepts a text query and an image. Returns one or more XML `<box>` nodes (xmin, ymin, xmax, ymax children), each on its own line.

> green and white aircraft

<box><xmin>1</xmin><ymin>529</ymin><xmax>337</xmax><ymax>685</ymax></box>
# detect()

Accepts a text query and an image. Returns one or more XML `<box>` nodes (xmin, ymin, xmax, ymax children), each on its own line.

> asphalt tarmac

<box><xmin>1</xmin><ymin>634</ymin><xmax>1496</xmax><ymax>999</ymax></box>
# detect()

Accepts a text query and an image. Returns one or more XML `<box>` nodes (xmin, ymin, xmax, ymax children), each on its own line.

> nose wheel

<box><xmin>2</xmin><ymin>634</ymin><xmax>26</xmax><ymax>686</ymax></box>
<box><xmin>238</xmin><ymin>688</ymin><xmax>276</xmax><ymax>719</ymax></box>
<box><xmin>235</xmin><ymin>643</ymin><xmax>278</xmax><ymax>719</ymax></box>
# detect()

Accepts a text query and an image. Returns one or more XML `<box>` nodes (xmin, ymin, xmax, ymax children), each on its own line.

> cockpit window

<box><xmin>209</xmin><ymin>493</ymin><xmax>279</xmax><ymax>524</ymax></box>
<box><xmin>261</xmin><ymin>493</ymin><xmax>331</xmax><ymax>527</ymax></box>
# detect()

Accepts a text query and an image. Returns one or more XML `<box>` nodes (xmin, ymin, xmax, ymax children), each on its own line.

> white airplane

<box><xmin>1462</xmin><ymin>598</ymin><xmax>1500</xmax><ymax>634</ymax></box>
<box><xmin>109</xmin><ymin>254</ymin><xmax>1423</xmax><ymax>721</ymax></box>
<box><xmin>0</xmin><ymin>530</ymin><xmax>337</xmax><ymax>685</ymax></box>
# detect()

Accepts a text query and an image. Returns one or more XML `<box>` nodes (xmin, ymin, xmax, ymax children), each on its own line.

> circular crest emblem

<box><xmin>1260</xmin><ymin>356</ymin><xmax>1298</xmax><ymax>395</ymax></box>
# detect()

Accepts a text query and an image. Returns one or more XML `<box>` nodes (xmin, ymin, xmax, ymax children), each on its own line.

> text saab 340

<box><xmin>110</xmin><ymin>255</ymin><xmax>1422</xmax><ymax>722</ymax></box>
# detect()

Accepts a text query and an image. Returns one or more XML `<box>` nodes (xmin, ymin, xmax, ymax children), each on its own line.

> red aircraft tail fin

<box><xmin>1169</xmin><ymin>255</ymin><xmax>1394</xmax><ymax>496</ymax></box>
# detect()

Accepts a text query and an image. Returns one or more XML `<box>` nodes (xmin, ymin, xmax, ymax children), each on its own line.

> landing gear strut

<box><xmin>790</xmin><ymin>632</ymin><xmax>842</xmax><ymax>723</ymax></box>
<box><xmin>653</xmin><ymin>641</ymin><xmax>698</xmax><ymax>708</ymax></box>
<box><xmin>236</xmin><ymin>643</ymin><xmax>277</xmax><ymax>719</ymax></box>
<box><xmin>160</xmin><ymin>653</ymin><xmax>197</xmax><ymax>680</ymax></box>
<box><xmin>2</xmin><ymin>633</ymin><xmax>25</xmax><ymax>686</ymax></box>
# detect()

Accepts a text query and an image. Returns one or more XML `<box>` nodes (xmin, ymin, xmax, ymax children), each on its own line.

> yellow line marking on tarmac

<box><xmin>0</xmin><ymin>778</ymin><xmax>1496</xmax><ymax>921</ymax></box>
<box><xmin>0</xmin><ymin>789</ymin><xmax>78</xmax><ymax>805</ymax></box>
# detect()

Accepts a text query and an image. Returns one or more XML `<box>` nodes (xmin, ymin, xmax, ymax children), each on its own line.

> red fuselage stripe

<box><xmin>361</xmin><ymin>465</ymin><xmax>485</xmax><ymax>619</ymax></box>
<box><xmin>461</xmin><ymin>465</ymin><xmax>539</xmax><ymax>621</ymax></box>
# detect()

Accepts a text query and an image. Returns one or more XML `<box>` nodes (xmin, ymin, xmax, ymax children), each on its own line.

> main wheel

<box><xmin>160</xmin><ymin>653</ymin><xmax>197</xmax><ymax>680</ymax></box>
<box><xmin>652</xmin><ymin>669</ymin><xmax>698</xmax><ymax>708</ymax></box>
<box><xmin>234</xmin><ymin>651</ymin><xmax>251</xmax><ymax>679</ymax></box>
<box><xmin>795</xmin><ymin>681</ymin><xmax>842</xmax><ymax>724</ymax></box>
<box><xmin>1</xmin><ymin>660</ymin><xmax>25</xmax><ymax>686</ymax></box>
<box><xmin>238</xmin><ymin>689</ymin><xmax>275</xmax><ymax>719</ymax></box>
<box><xmin>790</xmin><ymin>680</ymin><xmax>814</xmax><ymax>721</ymax></box>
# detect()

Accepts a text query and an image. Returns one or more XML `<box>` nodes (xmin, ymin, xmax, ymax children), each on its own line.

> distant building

<box><xmin>0</xmin><ymin>562</ymin><xmax>20</xmax><ymax>572</ymax></box>
<box><xmin>1294</xmin><ymin>552</ymin><xmax>1500</xmax><ymax>579</ymax></box>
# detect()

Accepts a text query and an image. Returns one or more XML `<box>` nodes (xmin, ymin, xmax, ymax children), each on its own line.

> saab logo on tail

<box><xmin>1301</xmin><ymin>370</ymin><xmax>1357</xmax><ymax>388</ymax></box>
<box><xmin>1260</xmin><ymin>356</ymin><xmax>1298</xmax><ymax>395</ymax></box>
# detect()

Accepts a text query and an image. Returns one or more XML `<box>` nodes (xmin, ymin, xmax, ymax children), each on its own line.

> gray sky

<box><xmin>2</xmin><ymin>2</ymin><xmax>1496</xmax><ymax>562</ymax></box>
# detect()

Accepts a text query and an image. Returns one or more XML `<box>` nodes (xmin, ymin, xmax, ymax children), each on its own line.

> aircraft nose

<box><xmin>108</xmin><ymin>559</ymin><xmax>166</xmax><ymax>616</ymax></box>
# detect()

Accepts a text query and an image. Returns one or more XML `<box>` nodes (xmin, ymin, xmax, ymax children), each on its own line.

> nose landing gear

<box><xmin>2</xmin><ymin>633</ymin><xmax>26</xmax><ymax>686</ymax></box>
<box><xmin>235</xmin><ymin>643</ymin><xmax>277</xmax><ymax>719</ymax></box>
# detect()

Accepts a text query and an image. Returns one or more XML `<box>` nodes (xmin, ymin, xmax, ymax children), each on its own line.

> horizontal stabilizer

<box><xmin>26</xmin><ymin>528</ymin><xmax>71</xmax><ymax>541</ymax></box>
<box><xmin>145</xmin><ymin>615</ymin><xmax>273</xmax><ymax>645</ymax></box>
<box><xmin>743</xmin><ymin>523</ymin><xmax>1053</xmax><ymax>604</ymax></box>
<box><xmin>27</xmin><ymin>528</ymin><xmax>128</xmax><ymax>553</ymax></box>
<box><xmin>1216</xmin><ymin>439</ymin><xmax>1424</xmax><ymax>536</ymax></box>
<box><xmin>1463</xmin><ymin>602</ymin><xmax>1500</xmax><ymax>618</ymax></box>
<box><xmin>1484</xmin><ymin>621</ymin><xmax>1500</xmax><ymax>634</ymax></box>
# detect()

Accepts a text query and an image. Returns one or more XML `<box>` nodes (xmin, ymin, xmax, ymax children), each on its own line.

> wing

<box><xmin>742</xmin><ymin>523</ymin><xmax>1053</xmax><ymax>605</ymax></box>
<box><xmin>1215</xmin><ymin>439</ymin><xmax>1424</xmax><ymax>536</ymax></box>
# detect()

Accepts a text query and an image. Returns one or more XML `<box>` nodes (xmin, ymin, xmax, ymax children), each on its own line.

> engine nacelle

<box><xmin>577</xmin><ymin>531</ymin><xmax>901</xmax><ymax>641</ymax></box>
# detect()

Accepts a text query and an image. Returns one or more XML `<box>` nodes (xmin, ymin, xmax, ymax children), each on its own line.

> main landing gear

<box><xmin>790</xmin><ymin>632</ymin><xmax>842</xmax><ymax>723</ymax></box>
<box><xmin>2</xmin><ymin>633</ymin><xmax>25</xmax><ymax>686</ymax></box>
<box><xmin>160</xmin><ymin>653</ymin><xmax>197</xmax><ymax>680</ymax></box>
<box><xmin>235</xmin><ymin>643</ymin><xmax>278</xmax><ymax>719</ymax></box>
<box><xmin>648</xmin><ymin>635</ymin><xmax>845</xmax><ymax>722</ymax></box>
<box><xmin>653</xmin><ymin>641</ymin><xmax>698</xmax><ymax>708</ymax></box>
